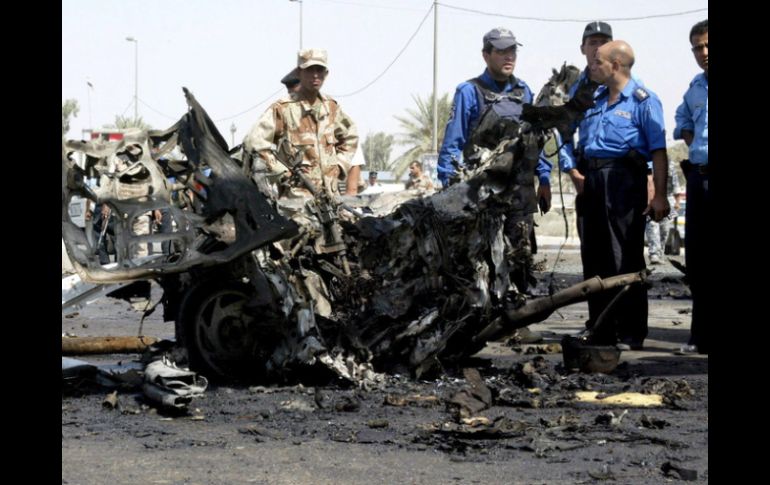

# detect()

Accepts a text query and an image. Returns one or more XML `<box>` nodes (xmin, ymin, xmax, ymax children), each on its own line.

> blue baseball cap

<box><xmin>483</xmin><ymin>27</ymin><xmax>522</xmax><ymax>49</ymax></box>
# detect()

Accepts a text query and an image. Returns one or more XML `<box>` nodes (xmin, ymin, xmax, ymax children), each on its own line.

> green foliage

<box><xmin>390</xmin><ymin>93</ymin><xmax>451</xmax><ymax>180</ymax></box>
<box><xmin>104</xmin><ymin>115</ymin><xmax>152</xmax><ymax>131</ymax></box>
<box><xmin>362</xmin><ymin>132</ymin><xmax>394</xmax><ymax>171</ymax></box>
<box><xmin>62</xmin><ymin>99</ymin><xmax>80</xmax><ymax>136</ymax></box>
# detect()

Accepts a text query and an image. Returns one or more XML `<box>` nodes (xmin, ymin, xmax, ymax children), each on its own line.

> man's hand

<box><xmin>644</xmin><ymin>193</ymin><xmax>670</xmax><ymax>222</ymax></box>
<box><xmin>646</xmin><ymin>174</ymin><xmax>655</xmax><ymax>205</ymax></box>
<box><xmin>568</xmin><ymin>169</ymin><xmax>585</xmax><ymax>194</ymax></box>
<box><xmin>681</xmin><ymin>129</ymin><xmax>694</xmax><ymax>147</ymax></box>
<box><xmin>537</xmin><ymin>184</ymin><xmax>552</xmax><ymax>214</ymax></box>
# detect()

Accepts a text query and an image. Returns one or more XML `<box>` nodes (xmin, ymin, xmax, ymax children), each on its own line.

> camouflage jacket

<box><xmin>244</xmin><ymin>92</ymin><xmax>358</xmax><ymax>197</ymax></box>
<box><xmin>405</xmin><ymin>173</ymin><xmax>435</xmax><ymax>191</ymax></box>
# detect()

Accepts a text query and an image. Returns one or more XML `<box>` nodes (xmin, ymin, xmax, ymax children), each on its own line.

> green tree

<box><xmin>362</xmin><ymin>132</ymin><xmax>394</xmax><ymax>172</ymax></box>
<box><xmin>104</xmin><ymin>115</ymin><xmax>152</xmax><ymax>131</ymax></box>
<box><xmin>62</xmin><ymin>99</ymin><xmax>80</xmax><ymax>136</ymax></box>
<box><xmin>390</xmin><ymin>93</ymin><xmax>451</xmax><ymax>180</ymax></box>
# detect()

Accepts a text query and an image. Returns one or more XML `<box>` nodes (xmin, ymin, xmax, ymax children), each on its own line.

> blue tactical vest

<box><xmin>465</xmin><ymin>76</ymin><xmax>539</xmax><ymax>215</ymax></box>
<box><xmin>464</xmin><ymin>76</ymin><xmax>526</xmax><ymax>160</ymax></box>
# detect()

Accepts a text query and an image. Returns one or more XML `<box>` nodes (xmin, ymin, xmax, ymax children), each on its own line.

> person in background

<box><xmin>367</xmin><ymin>171</ymin><xmax>381</xmax><ymax>188</ymax></box>
<box><xmin>405</xmin><ymin>160</ymin><xmax>435</xmax><ymax>191</ymax></box>
<box><xmin>280</xmin><ymin>68</ymin><xmax>301</xmax><ymax>94</ymax></box>
<box><xmin>546</xmin><ymin>21</ymin><xmax>614</xmax><ymax>243</ymax></box>
<box><xmin>93</xmin><ymin>203</ymin><xmax>116</xmax><ymax>265</ymax></box>
<box><xmin>673</xmin><ymin>19</ymin><xmax>708</xmax><ymax>355</ymax></box>
<box><xmin>645</xmin><ymin>159</ymin><xmax>684</xmax><ymax>264</ymax></box>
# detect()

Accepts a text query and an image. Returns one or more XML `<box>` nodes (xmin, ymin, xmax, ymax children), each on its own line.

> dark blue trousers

<box><xmin>581</xmin><ymin>161</ymin><xmax>648</xmax><ymax>344</ymax></box>
<box><xmin>685</xmin><ymin>170</ymin><xmax>709</xmax><ymax>353</ymax></box>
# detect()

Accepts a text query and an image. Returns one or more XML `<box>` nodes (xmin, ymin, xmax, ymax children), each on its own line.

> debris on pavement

<box><xmin>661</xmin><ymin>461</ymin><xmax>698</xmax><ymax>481</ymax></box>
<box><xmin>447</xmin><ymin>368</ymin><xmax>493</xmax><ymax>421</ymax></box>
<box><xmin>574</xmin><ymin>391</ymin><xmax>664</xmax><ymax>407</ymax></box>
<box><xmin>62</xmin><ymin>336</ymin><xmax>159</xmax><ymax>355</ymax></box>
<box><xmin>142</xmin><ymin>357</ymin><xmax>208</xmax><ymax>410</ymax></box>
<box><xmin>102</xmin><ymin>391</ymin><xmax>119</xmax><ymax>410</ymax></box>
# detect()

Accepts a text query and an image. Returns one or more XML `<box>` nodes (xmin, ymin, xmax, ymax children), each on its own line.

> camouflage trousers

<box><xmin>131</xmin><ymin>212</ymin><xmax>152</xmax><ymax>258</ymax></box>
<box><xmin>645</xmin><ymin>196</ymin><xmax>676</xmax><ymax>257</ymax></box>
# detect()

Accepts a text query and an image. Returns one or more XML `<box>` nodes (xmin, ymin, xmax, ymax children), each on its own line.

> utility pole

<box><xmin>126</xmin><ymin>36</ymin><xmax>139</xmax><ymax>122</ymax></box>
<box><xmin>289</xmin><ymin>0</ymin><xmax>303</xmax><ymax>50</ymax></box>
<box><xmin>86</xmin><ymin>78</ymin><xmax>93</xmax><ymax>130</ymax></box>
<box><xmin>431</xmin><ymin>0</ymin><xmax>438</xmax><ymax>153</ymax></box>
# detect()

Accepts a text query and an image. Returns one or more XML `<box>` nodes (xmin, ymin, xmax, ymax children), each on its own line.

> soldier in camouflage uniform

<box><xmin>244</xmin><ymin>48</ymin><xmax>358</xmax><ymax>200</ymax></box>
<box><xmin>404</xmin><ymin>160</ymin><xmax>435</xmax><ymax>191</ymax></box>
<box><xmin>645</xmin><ymin>159</ymin><xmax>684</xmax><ymax>263</ymax></box>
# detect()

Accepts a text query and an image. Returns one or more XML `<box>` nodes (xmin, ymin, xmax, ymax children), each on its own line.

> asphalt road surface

<box><xmin>62</xmin><ymin>250</ymin><xmax>707</xmax><ymax>484</ymax></box>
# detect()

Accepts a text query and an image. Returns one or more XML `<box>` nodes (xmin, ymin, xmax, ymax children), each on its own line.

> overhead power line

<box><xmin>332</xmin><ymin>3</ymin><xmax>434</xmax><ymax>98</ymax></box>
<box><xmin>438</xmin><ymin>2</ymin><xmax>707</xmax><ymax>22</ymax></box>
<box><xmin>216</xmin><ymin>88</ymin><xmax>285</xmax><ymax>122</ymax></box>
<box><xmin>315</xmin><ymin>0</ymin><xmax>426</xmax><ymax>11</ymax></box>
<box><xmin>120</xmin><ymin>98</ymin><xmax>134</xmax><ymax>117</ymax></box>
<box><xmin>138</xmin><ymin>98</ymin><xmax>177</xmax><ymax>120</ymax></box>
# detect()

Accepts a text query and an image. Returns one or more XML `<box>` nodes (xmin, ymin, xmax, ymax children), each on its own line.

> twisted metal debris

<box><xmin>62</xmin><ymin>65</ymin><xmax>644</xmax><ymax>384</ymax></box>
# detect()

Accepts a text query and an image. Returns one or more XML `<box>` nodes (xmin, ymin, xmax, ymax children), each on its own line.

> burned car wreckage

<box><xmin>62</xmin><ymin>65</ymin><xmax>645</xmax><ymax>384</ymax></box>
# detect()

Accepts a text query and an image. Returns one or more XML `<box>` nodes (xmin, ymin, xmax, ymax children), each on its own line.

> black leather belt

<box><xmin>585</xmin><ymin>157</ymin><xmax>624</xmax><ymax>170</ymax></box>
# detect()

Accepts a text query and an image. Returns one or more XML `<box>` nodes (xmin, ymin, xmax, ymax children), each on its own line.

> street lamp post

<box><xmin>125</xmin><ymin>36</ymin><xmax>139</xmax><ymax>122</ymax></box>
<box><xmin>289</xmin><ymin>0</ymin><xmax>303</xmax><ymax>50</ymax></box>
<box><xmin>230</xmin><ymin>123</ymin><xmax>237</xmax><ymax>147</ymax></box>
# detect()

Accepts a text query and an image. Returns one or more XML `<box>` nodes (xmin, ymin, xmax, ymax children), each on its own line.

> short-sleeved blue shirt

<box><xmin>579</xmin><ymin>78</ymin><xmax>666</xmax><ymax>160</ymax></box>
<box><xmin>673</xmin><ymin>73</ymin><xmax>708</xmax><ymax>165</ymax></box>
<box><xmin>548</xmin><ymin>71</ymin><xmax>651</xmax><ymax>172</ymax></box>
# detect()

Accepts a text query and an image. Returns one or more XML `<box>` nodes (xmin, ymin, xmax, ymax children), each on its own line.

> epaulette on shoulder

<box><xmin>633</xmin><ymin>87</ymin><xmax>650</xmax><ymax>102</ymax></box>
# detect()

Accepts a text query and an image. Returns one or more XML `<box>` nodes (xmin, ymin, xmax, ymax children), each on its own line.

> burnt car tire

<box><xmin>176</xmin><ymin>282</ymin><xmax>265</xmax><ymax>381</ymax></box>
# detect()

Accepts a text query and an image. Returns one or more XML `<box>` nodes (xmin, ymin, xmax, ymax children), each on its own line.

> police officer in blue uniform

<box><xmin>437</xmin><ymin>27</ymin><xmax>552</xmax><ymax>343</ymax></box>
<box><xmin>545</xmin><ymin>21</ymin><xmax>614</xmax><ymax>243</ymax></box>
<box><xmin>579</xmin><ymin>40</ymin><xmax>670</xmax><ymax>350</ymax></box>
<box><xmin>674</xmin><ymin>20</ymin><xmax>708</xmax><ymax>355</ymax></box>
<box><xmin>437</xmin><ymin>28</ymin><xmax>551</xmax><ymax>200</ymax></box>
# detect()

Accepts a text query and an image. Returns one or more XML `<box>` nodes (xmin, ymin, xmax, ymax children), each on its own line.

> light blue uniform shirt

<box><xmin>673</xmin><ymin>73</ymin><xmax>708</xmax><ymax>165</ymax></box>
<box><xmin>437</xmin><ymin>70</ymin><xmax>551</xmax><ymax>186</ymax></box>
<box><xmin>546</xmin><ymin>71</ymin><xmax>651</xmax><ymax>172</ymax></box>
<box><xmin>579</xmin><ymin>79</ymin><xmax>666</xmax><ymax>160</ymax></box>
